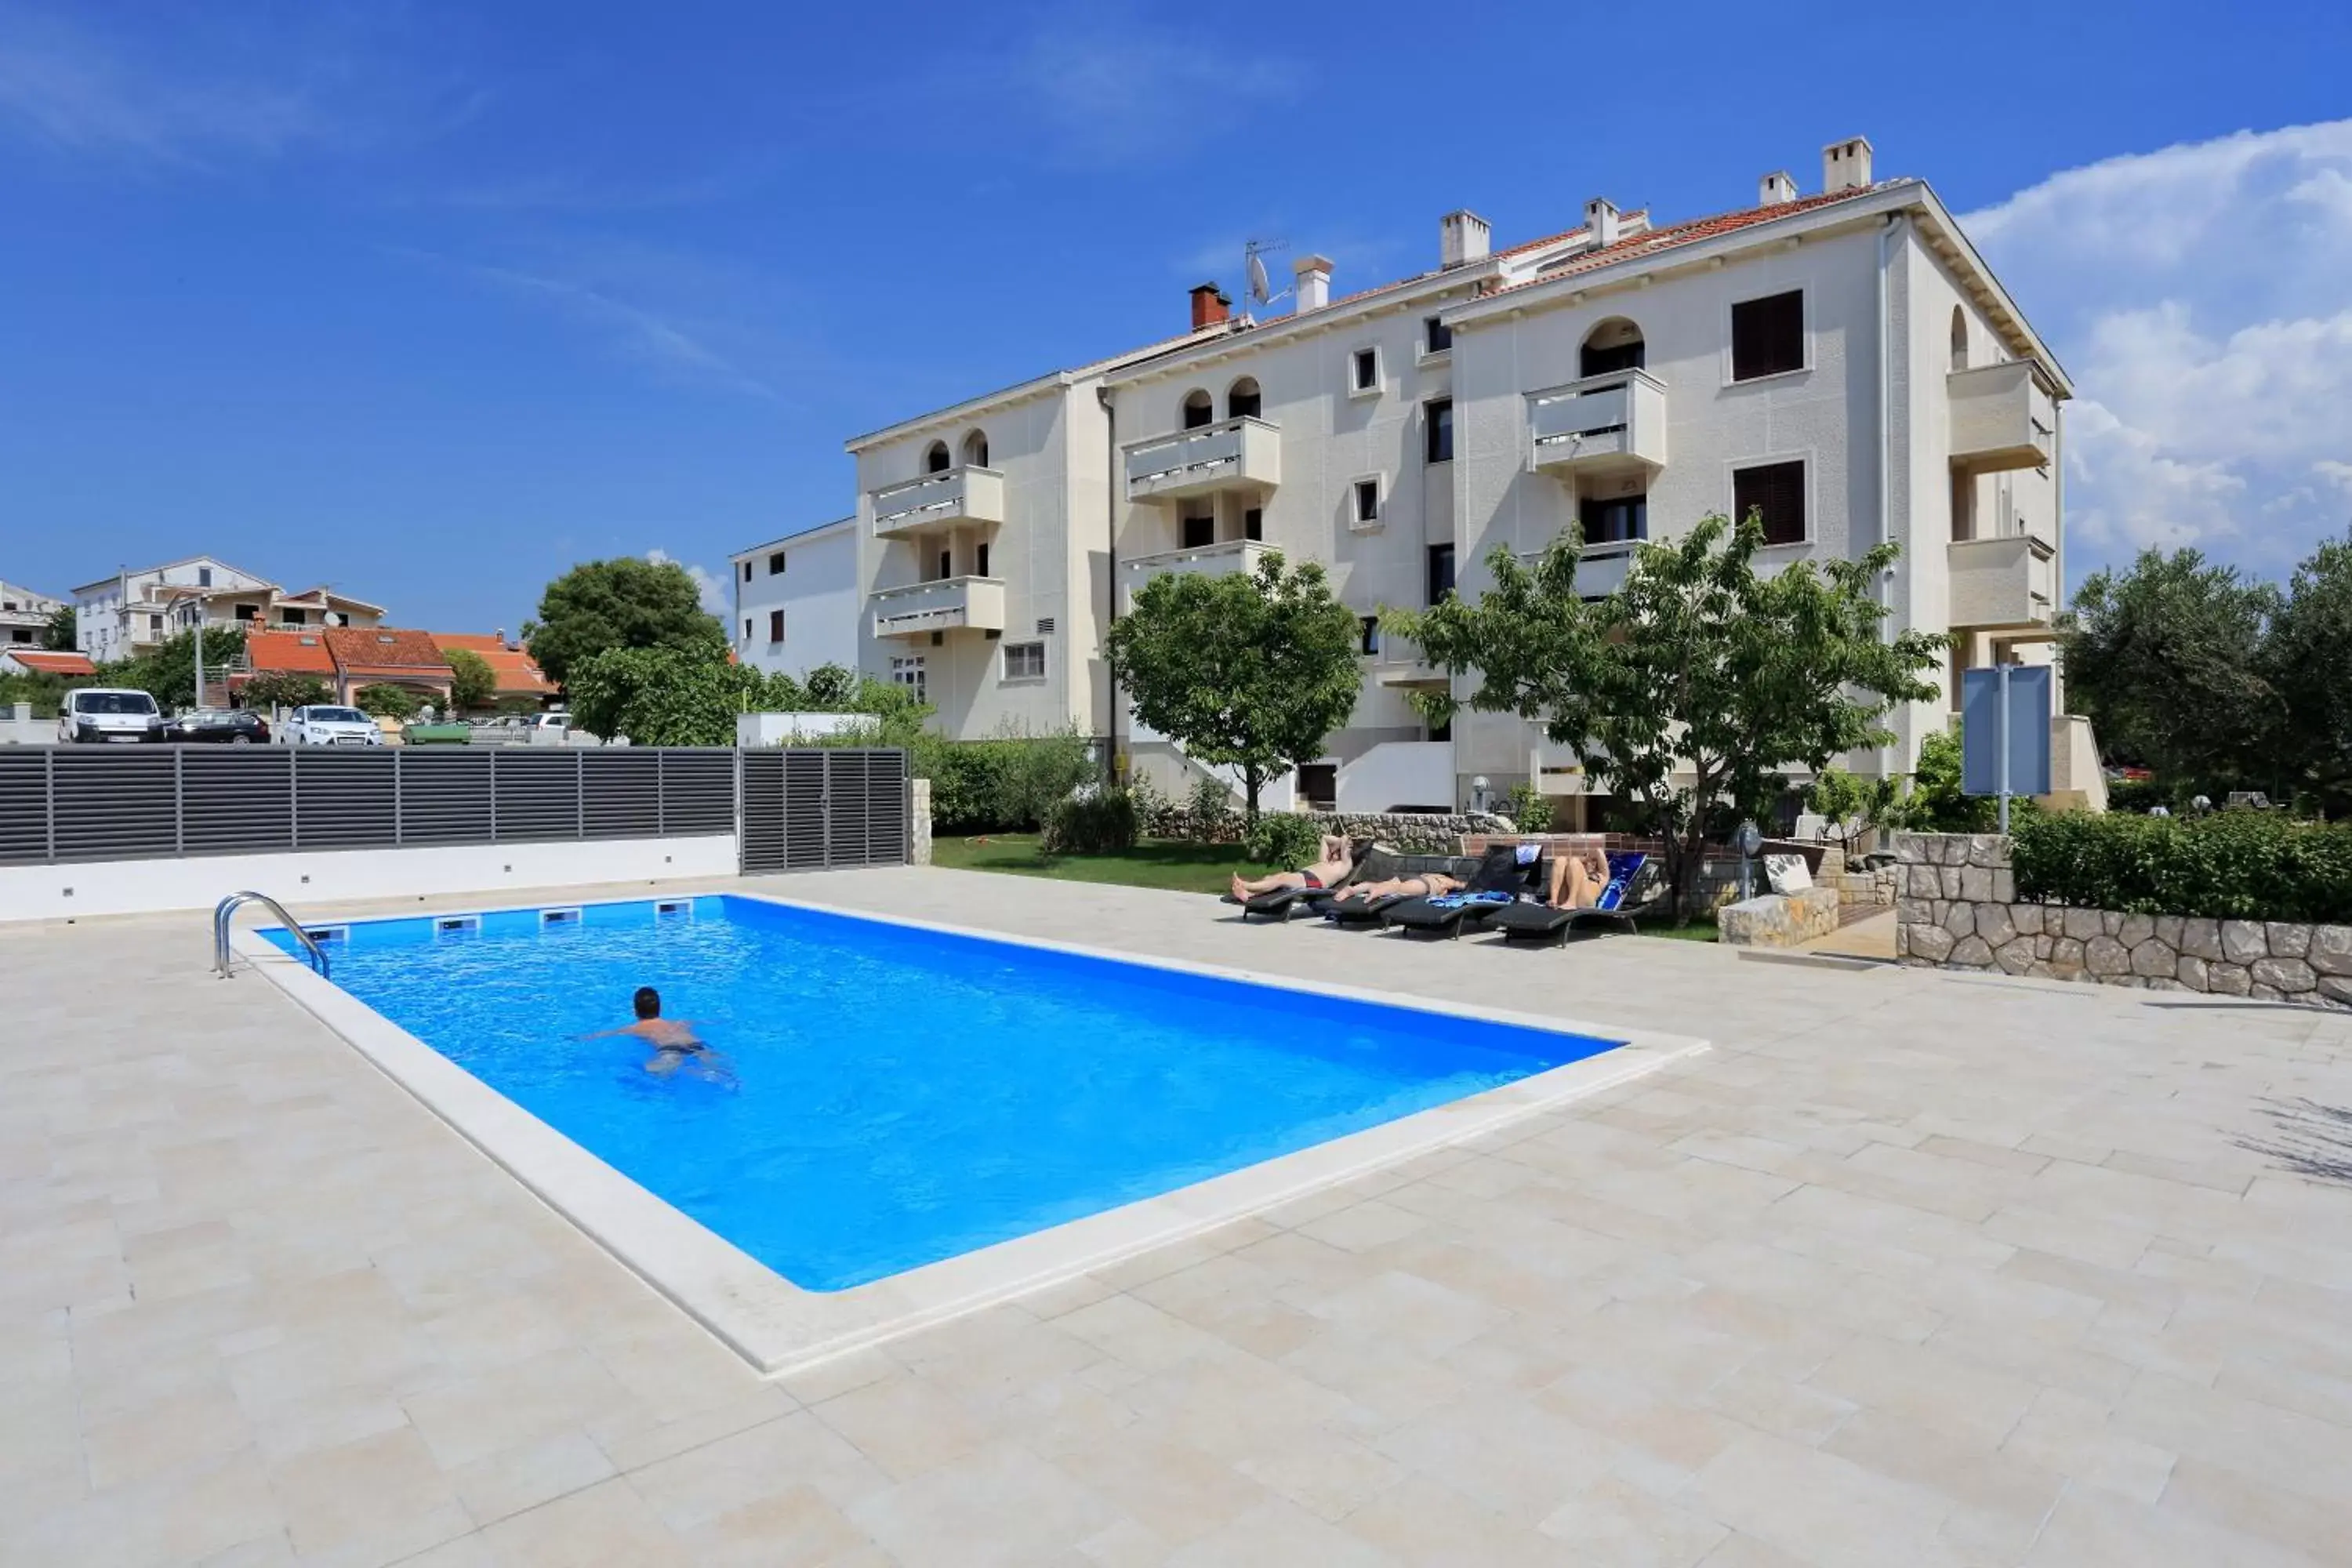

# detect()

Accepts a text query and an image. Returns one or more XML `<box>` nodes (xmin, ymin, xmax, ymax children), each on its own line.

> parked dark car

<box><xmin>169</xmin><ymin>708</ymin><xmax>271</xmax><ymax>745</ymax></box>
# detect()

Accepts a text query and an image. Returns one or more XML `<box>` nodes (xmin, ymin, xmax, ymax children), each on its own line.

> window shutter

<box><xmin>1730</xmin><ymin>291</ymin><xmax>1804</xmax><ymax>380</ymax></box>
<box><xmin>1733</xmin><ymin>460</ymin><xmax>1806</xmax><ymax>546</ymax></box>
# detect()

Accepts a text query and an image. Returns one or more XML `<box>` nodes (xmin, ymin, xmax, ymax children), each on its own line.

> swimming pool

<box><xmin>266</xmin><ymin>894</ymin><xmax>1626</xmax><ymax>1294</ymax></box>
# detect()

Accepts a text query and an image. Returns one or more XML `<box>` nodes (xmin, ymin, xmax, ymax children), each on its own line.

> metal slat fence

<box><xmin>0</xmin><ymin>746</ymin><xmax>759</xmax><ymax>866</ymax></box>
<box><xmin>738</xmin><ymin>749</ymin><xmax>909</xmax><ymax>873</ymax></box>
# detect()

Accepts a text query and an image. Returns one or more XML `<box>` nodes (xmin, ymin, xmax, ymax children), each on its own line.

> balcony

<box><xmin>1117</xmin><ymin>539</ymin><xmax>1272</xmax><ymax>611</ymax></box>
<box><xmin>1571</xmin><ymin>540</ymin><xmax>1640</xmax><ymax>600</ymax></box>
<box><xmin>1529</xmin><ymin>370</ymin><xmax>1668</xmax><ymax>480</ymax></box>
<box><xmin>1123</xmin><ymin>417</ymin><xmax>1281</xmax><ymax>503</ymax></box>
<box><xmin>1368</xmin><ymin>633</ymin><xmax>1446</xmax><ymax>691</ymax></box>
<box><xmin>1948</xmin><ymin>361</ymin><xmax>2055</xmax><ymax>472</ymax></box>
<box><xmin>869</xmin><ymin>466</ymin><xmax>1006</xmax><ymax>539</ymax></box>
<box><xmin>869</xmin><ymin>576</ymin><xmax>1006</xmax><ymax>640</ymax></box>
<box><xmin>1948</xmin><ymin>533</ymin><xmax>2056</xmax><ymax>632</ymax></box>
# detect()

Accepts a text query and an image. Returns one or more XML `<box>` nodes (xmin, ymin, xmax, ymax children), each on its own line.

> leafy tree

<box><xmin>2263</xmin><ymin>532</ymin><xmax>2352</xmax><ymax>816</ymax></box>
<box><xmin>566</xmin><ymin>646</ymin><xmax>753</xmax><ymax>746</ymax></box>
<box><xmin>2060</xmin><ymin>548</ymin><xmax>2282</xmax><ymax>797</ymax></box>
<box><xmin>354</xmin><ymin>684</ymin><xmax>423</xmax><ymax>720</ymax></box>
<box><xmin>42</xmin><ymin>604</ymin><xmax>75</xmax><ymax>651</ymax></box>
<box><xmin>444</xmin><ymin>648</ymin><xmax>498</xmax><ymax>714</ymax></box>
<box><xmin>117</xmin><ymin>626</ymin><xmax>246</xmax><ymax>710</ymax></box>
<box><xmin>241</xmin><ymin>670</ymin><xmax>331</xmax><ymax>710</ymax></box>
<box><xmin>1105</xmin><ymin>551</ymin><xmax>1362</xmax><ymax>824</ymax></box>
<box><xmin>1882</xmin><ymin>724</ymin><xmax>1997</xmax><ymax>833</ymax></box>
<box><xmin>1387</xmin><ymin>513</ymin><xmax>1941</xmax><ymax>916</ymax></box>
<box><xmin>524</xmin><ymin>557</ymin><xmax>726</xmax><ymax>689</ymax></box>
<box><xmin>801</xmin><ymin>662</ymin><xmax>857</xmax><ymax>709</ymax></box>
<box><xmin>1806</xmin><ymin>764</ymin><xmax>1902</xmax><ymax>858</ymax></box>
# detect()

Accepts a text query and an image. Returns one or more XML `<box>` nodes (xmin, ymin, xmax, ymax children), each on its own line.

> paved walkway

<box><xmin>5</xmin><ymin>868</ymin><xmax>2350</xmax><ymax>1566</ymax></box>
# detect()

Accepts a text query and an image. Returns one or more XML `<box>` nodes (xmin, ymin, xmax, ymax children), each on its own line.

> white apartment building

<box><xmin>730</xmin><ymin>518</ymin><xmax>861</xmax><ymax>680</ymax></box>
<box><xmin>0</xmin><ymin>579</ymin><xmax>62</xmax><ymax>648</ymax></box>
<box><xmin>830</xmin><ymin>136</ymin><xmax>2097</xmax><ymax>819</ymax></box>
<box><xmin>73</xmin><ymin>557</ymin><xmax>386</xmax><ymax>664</ymax></box>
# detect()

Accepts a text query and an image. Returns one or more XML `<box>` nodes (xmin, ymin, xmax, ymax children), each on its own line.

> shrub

<box><xmin>1187</xmin><ymin>775</ymin><xmax>1236</xmax><ymax>835</ymax></box>
<box><xmin>1041</xmin><ymin>788</ymin><xmax>1139</xmax><ymax>855</ymax></box>
<box><xmin>354</xmin><ymin>684</ymin><xmax>422</xmax><ymax>720</ymax></box>
<box><xmin>2011</xmin><ymin>809</ymin><xmax>2352</xmax><ymax>923</ymax></box>
<box><xmin>1504</xmin><ymin>782</ymin><xmax>1555</xmax><ymax>833</ymax></box>
<box><xmin>919</xmin><ymin>731</ymin><xmax>1098</xmax><ymax>835</ymax></box>
<box><xmin>2103</xmin><ymin>777</ymin><xmax>2163</xmax><ymax>815</ymax></box>
<box><xmin>1243</xmin><ymin>811</ymin><xmax>1327</xmax><ymax>870</ymax></box>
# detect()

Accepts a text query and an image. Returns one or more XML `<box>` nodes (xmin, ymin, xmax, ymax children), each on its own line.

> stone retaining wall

<box><xmin>1893</xmin><ymin>832</ymin><xmax>2352</xmax><ymax>1008</ymax></box>
<box><xmin>1719</xmin><ymin>885</ymin><xmax>1841</xmax><ymax>947</ymax></box>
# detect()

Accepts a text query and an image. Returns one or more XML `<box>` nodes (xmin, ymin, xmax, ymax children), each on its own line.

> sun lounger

<box><xmin>1224</xmin><ymin>837</ymin><xmax>1384</xmax><ymax>922</ymax></box>
<box><xmin>1381</xmin><ymin>889</ymin><xmax>1518</xmax><ymax>939</ymax></box>
<box><xmin>1485</xmin><ymin>852</ymin><xmax>1653</xmax><ymax>945</ymax></box>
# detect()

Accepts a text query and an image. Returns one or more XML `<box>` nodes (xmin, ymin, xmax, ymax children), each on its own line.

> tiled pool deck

<box><xmin>5</xmin><ymin>869</ymin><xmax>2351</xmax><ymax>1566</ymax></box>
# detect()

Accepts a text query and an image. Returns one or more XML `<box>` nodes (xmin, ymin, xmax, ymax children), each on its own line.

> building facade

<box><xmin>729</xmin><ymin>519</ymin><xmax>862</xmax><ymax>682</ymax></box>
<box><xmin>804</xmin><ymin>137</ymin><xmax>2092</xmax><ymax>815</ymax></box>
<box><xmin>72</xmin><ymin>557</ymin><xmax>385</xmax><ymax>665</ymax></box>
<box><xmin>0</xmin><ymin>580</ymin><xmax>63</xmax><ymax>648</ymax></box>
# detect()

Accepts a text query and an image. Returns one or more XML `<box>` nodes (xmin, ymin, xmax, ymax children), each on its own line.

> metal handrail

<box><xmin>214</xmin><ymin>891</ymin><xmax>330</xmax><ymax>979</ymax></box>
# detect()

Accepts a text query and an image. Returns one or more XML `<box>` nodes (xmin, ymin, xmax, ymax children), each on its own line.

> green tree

<box><xmin>241</xmin><ymin>670</ymin><xmax>331</xmax><ymax>710</ymax></box>
<box><xmin>117</xmin><ymin>626</ymin><xmax>247</xmax><ymax>710</ymax></box>
<box><xmin>354</xmin><ymin>684</ymin><xmax>422</xmax><ymax>720</ymax></box>
<box><xmin>801</xmin><ymin>662</ymin><xmax>857</xmax><ymax>709</ymax></box>
<box><xmin>565</xmin><ymin>645</ymin><xmax>762</xmax><ymax>746</ymax></box>
<box><xmin>1387</xmin><ymin>513</ymin><xmax>1941</xmax><ymax>916</ymax></box>
<box><xmin>1105</xmin><ymin>551</ymin><xmax>1362</xmax><ymax>824</ymax></box>
<box><xmin>524</xmin><ymin>557</ymin><xmax>726</xmax><ymax>689</ymax></box>
<box><xmin>42</xmin><ymin>604</ymin><xmax>75</xmax><ymax>651</ymax></box>
<box><xmin>1806</xmin><ymin>764</ymin><xmax>1902</xmax><ymax>858</ymax></box>
<box><xmin>2263</xmin><ymin>531</ymin><xmax>2352</xmax><ymax>816</ymax></box>
<box><xmin>1882</xmin><ymin>723</ymin><xmax>1996</xmax><ymax>832</ymax></box>
<box><xmin>2060</xmin><ymin>547</ymin><xmax>2282</xmax><ymax>797</ymax></box>
<box><xmin>444</xmin><ymin>648</ymin><xmax>498</xmax><ymax>714</ymax></box>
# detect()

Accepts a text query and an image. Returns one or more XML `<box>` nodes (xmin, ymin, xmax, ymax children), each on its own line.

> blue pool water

<box><xmin>270</xmin><ymin>896</ymin><xmax>1618</xmax><ymax>1290</ymax></box>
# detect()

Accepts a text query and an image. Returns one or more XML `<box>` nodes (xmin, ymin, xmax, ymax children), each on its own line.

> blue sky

<box><xmin>2</xmin><ymin>0</ymin><xmax>2347</xmax><ymax>632</ymax></box>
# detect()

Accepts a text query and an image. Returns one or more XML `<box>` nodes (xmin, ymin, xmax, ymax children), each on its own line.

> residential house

<box><xmin>826</xmin><ymin>136</ymin><xmax>2095</xmax><ymax>817</ymax></box>
<box><xmin>0</xmin><ymin>648</ymin><xmax>94</xmax><ymax>678</ymax></box>
<box><xmin>322</xmin><ymin>628</ymin><xmax>453</xmax><ymax>706</ymax></box>
<box><xmin>430</xmin><ymin>633</ymin><xmax>556</xmax><ymax>709</ymax></box>
<box><xmin>73</xmin><ymin>557</ymin><xmax>385</xmax><ymax>665</ymax></box>
<box><xmin>0</xmin><ymin>580</ymin><xmax>62</xmax><ymax>648</ymax></box>
<box><xmin>233</xmin><ymin>629</ymin><xmax>341</xmax><ymax>704</ymax></box>
<box><xmin>729</xmin><ymin>519</ymin><xmax>860</xmax><ymax>681</ymax></box>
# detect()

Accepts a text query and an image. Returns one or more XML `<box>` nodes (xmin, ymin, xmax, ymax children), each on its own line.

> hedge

<box><xmin>2011</xmin><ymin>811</ymin><xmax>2352</xmax><ymax>924</ymax></box>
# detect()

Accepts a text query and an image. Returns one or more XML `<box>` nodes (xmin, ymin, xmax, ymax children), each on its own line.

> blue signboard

<box><xmin>1961</xmin><ymin>664</ymin><xmax>2053</xmax><ymax>802</ymax></box>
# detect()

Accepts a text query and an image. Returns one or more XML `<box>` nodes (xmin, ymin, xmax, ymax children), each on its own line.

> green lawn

<box><xmin>929</xmin><ymin>833</ymin><xmax>1723</xmax><ymax>941</ymax></box>
<box><xmin>930</xmin><ymin>834</ymin><xmax>1279</xmax><ymax>896</ymax></box>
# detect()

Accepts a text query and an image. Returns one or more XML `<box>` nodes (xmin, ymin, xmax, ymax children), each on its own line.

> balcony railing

<box><xmin>1948</xmin><ymin>361</ymin><xmax>2055</xmax><ymax>473</ymax></box>
<box><xmin>869</xmin><ymin>575</ymin><xmax>1007</xmax><ymax>639</ymax></box>
<box><xmin>1122</xmin><ymin>417</ymin><xmax>1281</xmax><ymax>503</ymax></box>
<box><xmin>1948</xmin><ymin>532</ymin><xmax>2056</xmax><ymax>631</ymax></box>
<box><xmin>869</xmin><ymin>465</ymin><xmax>1006</xmax><ymax>539</ymax></box>
<box><xmin>1529</xmin><ymin>369</ymin><xmax>1668</xmax><ymax>477</ymax></box>
<box><xmin>1116</xmin><ymin>539</ymin><xmax>1272</xmax><ymax>611</ymax></box>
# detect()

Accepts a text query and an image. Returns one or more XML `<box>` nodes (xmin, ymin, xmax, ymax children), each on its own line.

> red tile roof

<box><xmin>244</xmin><ymin>629</ymin><xmax>337</xmax><ymax>674</ymax></box>
<box><xmin>325</xmin><ymin>626</ymin><xmax>452</xmax><ymax>681</ymax></box>
<box><xmin>1484</xmin><ymin>185</ymin><xmax>1887</xmax><ymax>299</ymax></box>
<box><xmin>3</xmin><ymin>649</ymin><xmax>95</xmax><ymax>676</ymax></box>
<box><xmin>427</xmin><ymin>633</ymin><xmax>554</xmax><ymax>696</ymax></box>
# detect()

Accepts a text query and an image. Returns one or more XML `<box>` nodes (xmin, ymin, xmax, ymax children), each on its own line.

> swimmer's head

<box><xmin>633</xmin><ymin>986</ymin><xmax>660</xmax><ymax>1019</ymax></box>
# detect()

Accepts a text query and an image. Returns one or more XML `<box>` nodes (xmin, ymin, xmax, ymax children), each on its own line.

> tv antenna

<box><xmin>1244</xmin><ymin>238</ymin><xmax>1290</xmax><ymax>307</ymax></box>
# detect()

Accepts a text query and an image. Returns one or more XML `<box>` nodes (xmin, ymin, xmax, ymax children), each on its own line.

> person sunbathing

<box><xmin>1332</xmin><ymin>871</ymin><xmax>1461</xmax><ymax>905</ymax></box>
<box><xmin>1546</xmin><ymin>848</ymin><xmax>1610</xmax><ymax>909</ymax></box>
<box><xmin>1231</xmin><ymin>835</ymin><xmax>1356</xmax><ymax>902</ymax></box>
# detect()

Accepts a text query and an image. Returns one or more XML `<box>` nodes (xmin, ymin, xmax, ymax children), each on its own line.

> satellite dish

<box><xmin>1243</xmin><ymin>239</ymin><xmax>1290</xmax><ymax>307</ymax></box>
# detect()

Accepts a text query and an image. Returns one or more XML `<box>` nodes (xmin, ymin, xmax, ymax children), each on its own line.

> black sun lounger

<box><xmin>1381</xmin><ymin>891</ymin><xmax>1517</xmax><ymax>938</ymax></box>
<box><xmin>1486</xmin><ymin>851</ymin><xmax>1653</xmax><ymax>945</ymax></box>
<box><xmin>1224</xmin><ymin>837</ymin><xmax>1380</xmax><ymax>921</ymax></box>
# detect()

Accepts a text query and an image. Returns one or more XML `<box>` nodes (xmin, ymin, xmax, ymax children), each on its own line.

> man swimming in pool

<box><xmin>581</xmin><ymin>987</ymin><xmax>721</xmax><ymax>1077</ymax></box>
<box><xmin>1229</xmin><ymin>835</ymin><xmax>1356</xmax><ymax>903</ymax></box>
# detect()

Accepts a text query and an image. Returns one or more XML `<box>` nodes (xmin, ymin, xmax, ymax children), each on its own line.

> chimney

<box><xmin>1293</xmin><ymin>253</ymin><xmax>1333</xmax><ymax>312</ymax></box>
<box><xmin>1822</xmin><ymin>135</ymin><xmax>1874</xmax><ymax>194</ymax></box>
<box><xmin>1584</xmin><ymin>197</ymin><xmax>1621</xmax><ymax>252</ymax></box>
<box><xmin>1189</xmin><ymin>282</ymin><xmax>1231</xmax><ymax>330</ymax></box>
<box><xmin>1439</xmin><ymin>210</ymin><xmax>1490</xmax><ymax>268</ymax></box>
<box><xmin>1759</xmin><ymin>170</ymin><xmax>1797</xmax><ymax>207</ymax></box>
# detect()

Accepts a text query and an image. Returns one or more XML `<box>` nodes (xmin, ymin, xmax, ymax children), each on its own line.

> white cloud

<box><xmin>646</xmin><ymin>550</ymin><xmax>728</xmax><ymax>615</ymax></box>
<box><xmin>1012</xmin><ymin>7</ymin><xmax>1298</xmax><ymax>169</ymax></box>
<box><xmin>1965</xmin><ymin>119</ymin><xmax>2352</xmax><ymax>580</ymax></box>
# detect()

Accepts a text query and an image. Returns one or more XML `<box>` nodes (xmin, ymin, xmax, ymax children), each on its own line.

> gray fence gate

<box><xmin>738</xmin><ymin>748</ymin><xmax>908</xmax><ymax>873</ymax></box>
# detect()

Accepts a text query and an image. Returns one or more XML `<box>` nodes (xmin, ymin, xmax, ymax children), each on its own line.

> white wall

<box><xmin>734</xmin><ymin>525</ymin><xmax>859</xmax><ymax>681</ymax></box>
<box><xmin>1335</xmin><ymin>741</ymin><xmax>1457</xmax><ymax>811</ymax></box>
<box><xmin>0</xmin><ymin>834</ymin><xmax>739</xmax><ymax>924</ymax></box>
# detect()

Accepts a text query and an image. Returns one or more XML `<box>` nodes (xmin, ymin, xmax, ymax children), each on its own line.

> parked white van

<box><xmin>57</xmin><ymin>688</ymin><xmax>164</xmax><ymax>744</ymax></box>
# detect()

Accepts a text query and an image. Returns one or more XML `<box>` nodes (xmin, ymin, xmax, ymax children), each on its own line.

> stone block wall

<box><xmin>1719</xmin><ymin>885</ymin><xmax>1840</xmax><ymax>947</ymax></box>
<box><xmin>910</xmin><ymin>778</ymin><xmax>933</xmax><ymax>866</ymax></box>
<box><xmin>1893</xmin><ymin>832</ymin><xmax>2352</xmax><ymax>1008</ymax></box>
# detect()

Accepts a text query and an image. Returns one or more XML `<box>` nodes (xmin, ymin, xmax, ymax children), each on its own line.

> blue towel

<box><xmin>1427</xmin><ymin>890</ymin><xmax>1515</xmax><ymax>910</ymax></box>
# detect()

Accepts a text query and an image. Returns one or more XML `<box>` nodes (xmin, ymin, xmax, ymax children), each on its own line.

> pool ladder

<box><xmin>213</xmin><ymin>891</ymin><xmax>332</xmax><ymax>980</ymax></box>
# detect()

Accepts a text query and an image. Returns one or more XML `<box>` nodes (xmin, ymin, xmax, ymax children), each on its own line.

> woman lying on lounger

<box><xmin>1546</xmin><ymin>847</ymin><xmax>1610</xmax><ymax>909</ymax></box>
<box><xmin>1229</xmin><ymin>836</ymin><xmax>1357</xmax><ymax>902</ymax></box>
<box><xmin>1330</xmin><ymin>871</ymin><xmax>1461</xmax><ymax>906</ymax></box>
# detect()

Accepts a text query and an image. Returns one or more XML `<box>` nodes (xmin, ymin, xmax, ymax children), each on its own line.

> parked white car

<box><xmin>58</xmin><ymin>687</ymin><xmax>165</xmax><ymax>744</ymax></box>
<box><xmin>287</xmin><ymin>705</ymin><xmax>385</xmax><ymax>746</ymax></box>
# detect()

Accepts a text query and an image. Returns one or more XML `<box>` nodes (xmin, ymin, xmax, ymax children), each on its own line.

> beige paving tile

<box><xmin>625</xmin><ymin>1410</ymin><xmax>890</xmax><ymax>1532</ymax></box>
<box><xmin>678</xmin><ymin>1483</ymin><xmax>874</xmax><ymax>1568</ymax></box>
<box><xmin>266</xmin><ymin>1425</ymin><xmax>471</xmax><ymax>1567</ymax></box>
<box><xmin>480</xmin><ymin>1476</ymin><xmax>691</xmax><ymax>1567</ymax></box>
<box><xmin>1537</xmin><ymin>1473</ymin><xmax>1730</xmax><ymax>1566</ymax></box>
<box><xmin>1165</xmin><ymin>1495</ymin><xmax>1404</xmax><ymax>1567</ymax></box>
<box><xmin>842</xmin><ymin>1444</ymin><xmax>1120</xmax><ymax>1568</ymax></box>
<box><xmin>808</xmin><ymin>1370</ymin><xmax>993</xmax><ymax>1482</ymax></box>
<box><xmin>400</xmin><ymin>1346</ymin><xmax>645</xmax><ymax>1471</ymax></box>
<box><xmin>1232</xmin><ymin>1429</ymin><xmax>1406</xmax><ymax>1522</ymax></box>
<box><xmin>446</xmin><ymin>1430</ymin><xmax>615</xmax><ymax>1526</ymax></box>
<box><xmin>82</xmin><ymin>1383</ymin><xmax>257</xmax><ymax>1490</ymax></box>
